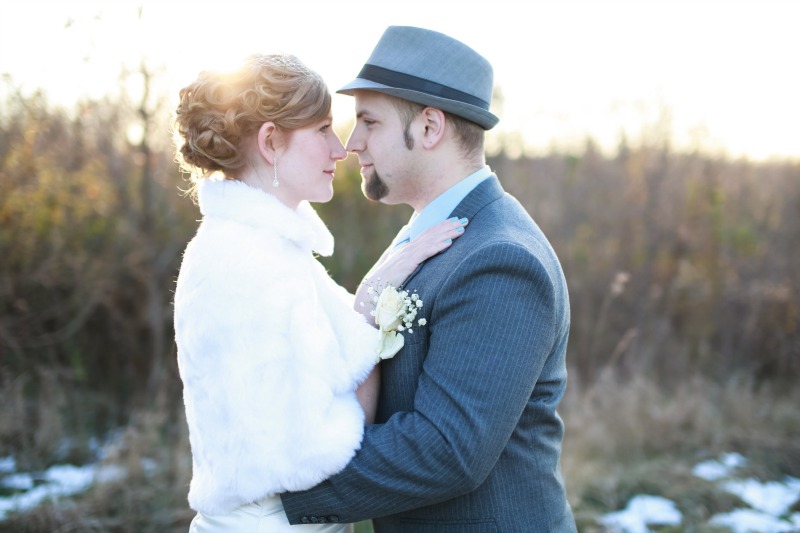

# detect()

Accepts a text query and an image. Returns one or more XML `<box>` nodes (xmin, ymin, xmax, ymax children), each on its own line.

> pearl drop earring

<box><xmin>272</xmin><ymin>157</ymin><xmax>279</xmax><ymax>187</ymax></box>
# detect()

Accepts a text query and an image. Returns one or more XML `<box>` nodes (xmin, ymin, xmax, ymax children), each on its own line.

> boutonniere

<box><xmin>363</xmin><ymin>280</ymin><xmax>426</xmax><ymax>362</ymax></box>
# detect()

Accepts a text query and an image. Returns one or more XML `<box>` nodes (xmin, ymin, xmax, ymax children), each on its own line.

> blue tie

<box><xmin>392</xmin><ymin>226</ymin><xmax>411</xmax><ymax>249</ymax></box>
<box><xmin>394</xmin><ymin>237</ymin><xmax>410</xmax><ymax>249</ymax></box>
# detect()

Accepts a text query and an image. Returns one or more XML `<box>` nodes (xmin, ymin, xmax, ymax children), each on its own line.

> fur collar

<box><xmin>197</xmin><ymin>177</ymin><xmax>335</xmax><ymax>257</ymax></box>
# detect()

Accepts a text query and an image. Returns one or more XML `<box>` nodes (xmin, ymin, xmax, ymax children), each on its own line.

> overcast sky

<box><xmin>2</xmin><ymin>0</ymin><xmax>798</xmax><ymax>159</ymax></box>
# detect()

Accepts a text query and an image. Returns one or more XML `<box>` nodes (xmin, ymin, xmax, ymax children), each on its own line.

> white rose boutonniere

<box><xmin>375</xmin><ymin>287</ymin><xmax>405</xmax><ymax>332</ymax></box>
<box><xmin>364</xmin><ymin>281</ymin><xmax>426</xmax><ymax>362</ymax></box>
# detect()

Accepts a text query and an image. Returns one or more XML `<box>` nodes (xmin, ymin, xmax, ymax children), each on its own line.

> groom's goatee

<box><xmin>364</xmin><ymin>172</ymin><xmax>389</xmax><ymax>201</ymax></box>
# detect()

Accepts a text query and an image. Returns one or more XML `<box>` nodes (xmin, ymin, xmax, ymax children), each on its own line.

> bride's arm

<box><xmin>352</xmin><ymin>273</ymin><xmax>382</xmax><ymax>425</ymax></box>
<box><xmin>352</xmin><ymin>217</ymin><xmax>468</xmax><ymax>423</ymax></box>
<box><xmin>356</xmin><ymin>368</ymin><xmax>380</xmax><ymax>425</ymax></box>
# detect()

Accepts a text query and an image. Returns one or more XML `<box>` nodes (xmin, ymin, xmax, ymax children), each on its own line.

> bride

<box><xmin>171</xmin><ymin>54</ymin><xmax>466</xmax><ymax>532</ymax></box>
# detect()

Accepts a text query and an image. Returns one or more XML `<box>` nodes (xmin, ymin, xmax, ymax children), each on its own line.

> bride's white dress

<box><xmin>189</xmin><ymin>494</ymin><xmax>354</xmax><ymax>532</ymax></box>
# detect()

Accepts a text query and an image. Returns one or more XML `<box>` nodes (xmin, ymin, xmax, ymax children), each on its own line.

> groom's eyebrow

<box><xmin>355</xmin><ymin>111</ymin><xmax>375</xmax><ymax>122</ymax></box>
<box><xmin>355</xmin><ymin>108</ymin><xmax>376</xmax><ymax>119</ymax></box>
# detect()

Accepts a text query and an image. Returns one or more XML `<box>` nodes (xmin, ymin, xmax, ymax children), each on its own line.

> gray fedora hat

<box><xmin>338</xmin><ymin>26</ymin><xmax>499</xmax><ymax>130</ymax></box>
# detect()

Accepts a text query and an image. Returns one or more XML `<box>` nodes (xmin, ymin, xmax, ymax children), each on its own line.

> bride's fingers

<box><xmin>416</xmin><ymin>217</ymin><xmax>469</xmax><ymax>244</ymax></box>
<box><xmin>400</xmin><ymin>217</ymin><xmax>468</xmax><ymax>260</ymax></box>
<box><xmin>372</xmin><ymin>218</ymin><xmax>469</xmax><ymax>286</ymax></box>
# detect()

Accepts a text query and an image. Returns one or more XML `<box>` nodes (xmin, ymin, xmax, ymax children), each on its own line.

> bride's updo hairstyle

<box><xmin>173</xmin><ymin>54</ymin><xmax>331</xmax><ymax>181</ymax></box>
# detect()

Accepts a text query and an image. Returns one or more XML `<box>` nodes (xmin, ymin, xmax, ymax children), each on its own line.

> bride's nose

<box><xmin>331</xmin><ymin>135</ymin><xmax>346</xmax><ymax>161</ymax></box>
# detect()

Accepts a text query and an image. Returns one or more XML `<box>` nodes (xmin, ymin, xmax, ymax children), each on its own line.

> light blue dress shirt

<box><xmin>391</xmin><ymin>166</ymin><xmax>493</xmax><ymax>248</ymax></box>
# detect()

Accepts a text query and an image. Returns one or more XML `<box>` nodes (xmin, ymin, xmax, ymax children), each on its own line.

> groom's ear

<box><xmin>419</xmin><ymin>107</ymin><xmax>446</xmax><ymax>149</ymax></box>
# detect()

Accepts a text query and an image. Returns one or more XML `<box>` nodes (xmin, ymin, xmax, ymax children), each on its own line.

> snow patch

<box><xmin>0</xmin><ymin>458</ymin><xmax>15</xmax><ymax>475</ymax></box>
<box><xmin>599</xmin><ymin>495</ymin><xmax>682</xmax><ymax>533</ymax></box>
<box><xmin>0</xmin><ymin>463</ymin><xmax>125</xmax><ymax>520</ymax></box>
<box><xmin>721</xmin><ymin>477</ymin><xmax>800</xmax><ymax>516</ymax></box>
<box><xmin>693</xmin><ymin>452</ymin><xmax>748</xmax><ymax>481</ymax></box>
<box><xmin>600</xmin><ymin>454</ymin><xmax>800</xmax><ymax>532</ymax></box>
<box><xmin>1</xmin><ymin>473</ymin><xmax>34</xmax><ymax>491</ymax></box>
<box><xmin>710</xmin><ymin>509</ymin><xmax>800</xmax><ymax>533</ymax></box>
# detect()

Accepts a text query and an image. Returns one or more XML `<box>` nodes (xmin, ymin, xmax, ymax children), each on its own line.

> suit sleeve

<box><xmin>281</xmin><ymin>241</ymin><xmax>561</xmax><ymax>523</ymax></box>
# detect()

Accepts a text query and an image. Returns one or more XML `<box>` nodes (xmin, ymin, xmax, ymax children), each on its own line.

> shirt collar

<box><xmin>407</xmin><ymin>166</ymin><xmax>493</xmax><ymax>241</ymax></box>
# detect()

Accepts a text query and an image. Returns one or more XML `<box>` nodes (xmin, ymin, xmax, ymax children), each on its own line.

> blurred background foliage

<box><xmin>0</xmin><ymin>65</ymin><xmax>798</xmax><ymax>531</ymax></box>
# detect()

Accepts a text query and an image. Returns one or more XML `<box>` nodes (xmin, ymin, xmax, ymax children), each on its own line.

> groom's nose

<box><xmin>345</xmin><ymin>128</ymin><xmax>364</xmax><ymax>153</ymax></box>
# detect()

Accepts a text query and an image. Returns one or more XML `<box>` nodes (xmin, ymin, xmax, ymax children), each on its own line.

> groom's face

<box><xmin>346</xmin><ymin>91</ymin><xmax>419</xmax><ymax>205</ymax></box>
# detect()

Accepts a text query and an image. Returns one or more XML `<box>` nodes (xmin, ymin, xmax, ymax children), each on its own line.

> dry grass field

<box><xmin>1</xmin><ymin>83</ymin><xmax>798</xmax><ymax>532</ymax></box>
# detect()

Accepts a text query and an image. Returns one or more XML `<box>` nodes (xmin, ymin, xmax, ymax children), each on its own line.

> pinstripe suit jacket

<box><xmin>282</xmin><ymin>176</ymin><xmax>576</xmax><ymax>532</ymax></box>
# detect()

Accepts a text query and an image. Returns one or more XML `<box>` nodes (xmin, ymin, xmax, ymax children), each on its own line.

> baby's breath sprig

<box><xmin>361</xmin><ymin>277</ymin><xmax>427</xmax><ymax>333</ymax></box>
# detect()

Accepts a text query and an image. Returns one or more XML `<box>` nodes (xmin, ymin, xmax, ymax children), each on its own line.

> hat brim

<box><xmin>338</xmin><ymin>78</ymin><xmax>499</xmax><ymax>130</ymax></box>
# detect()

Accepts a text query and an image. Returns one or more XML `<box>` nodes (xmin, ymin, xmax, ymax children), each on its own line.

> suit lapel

<box><xmin>400</xmin><ymin>175</ymin><xmax>504</xmax><ymax>289</ymax></box>
<box><xmin>449</xmin><ymin>174</ymin><xmax>504</xmax><ymax>222</ymax></box>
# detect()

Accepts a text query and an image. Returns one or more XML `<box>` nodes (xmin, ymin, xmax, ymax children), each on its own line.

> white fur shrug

<box><xmin>173</xmin><ymin>178</ymin><xmax>380</xmax><ymax>515</ymax></box>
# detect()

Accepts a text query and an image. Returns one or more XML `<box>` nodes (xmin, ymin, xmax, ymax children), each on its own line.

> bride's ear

<box><xmin>257</xmin><ymin>122</ymin><xmax>278</xmax><ymax>164</ymax></box>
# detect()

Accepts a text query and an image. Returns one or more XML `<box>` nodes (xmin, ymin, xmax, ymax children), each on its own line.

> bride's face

<box><xmin>276</xmin><ymin>116</ymin><xmax>346</xmax><ymax>207</ymax></box>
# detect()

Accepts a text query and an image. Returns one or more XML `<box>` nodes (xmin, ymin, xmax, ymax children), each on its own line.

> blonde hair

<box><xmin>172</xmin><ymin>54</ymin><xmax>331</xmax><ymax>181</ymax></box>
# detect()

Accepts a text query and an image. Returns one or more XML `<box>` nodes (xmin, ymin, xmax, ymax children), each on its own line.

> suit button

<box><xmin>329</xmin><ymin>515</ymin><xmax>340</xmax><ymax>523</ymax></box>
<box><xmin>301</xmin><ymin>517</ymin><xmax>310</xmax><ymax>524</ymax></box>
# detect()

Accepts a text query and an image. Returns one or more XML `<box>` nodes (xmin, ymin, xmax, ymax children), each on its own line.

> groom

<box><xmin>282</xmin><ymin>26</ymin><xmax>577</xmax><ymax>532</ymax></box>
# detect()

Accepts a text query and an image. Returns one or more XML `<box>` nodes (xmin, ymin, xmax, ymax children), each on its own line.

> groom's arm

<box><xmin>281</xmin><ymin>241</ymin><xmax>563</xmax><ymax>524</ymax></box>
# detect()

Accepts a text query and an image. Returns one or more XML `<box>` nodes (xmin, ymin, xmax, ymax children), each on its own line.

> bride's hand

<box><xmin>367</xmin><ymin>217</ymin><xmax>468</xmax><ymax>288</ymax></box>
